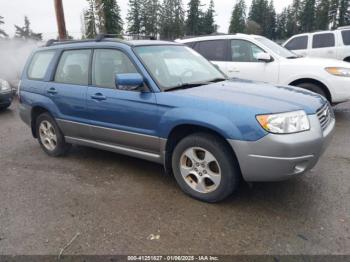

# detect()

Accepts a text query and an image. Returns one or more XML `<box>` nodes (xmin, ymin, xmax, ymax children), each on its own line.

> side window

<box><xmin>54</xmin><ymin>49</ymin><xmax>91</xmax><ymax>85</ymax></box>
<box><xmin>312</xmin><ymin>33</ymin><xmax>335</xmax><ymax>48</ymax></box>
<box><xmin>285</xmin><ymin>36</ymin><xmax>308</xmax><ymax>50</ymax></box>
<box><xmin>92</xmin><ymin>49</ymin><xmax>138</xmax><ymax>89</ymax></box>
<box><xmin>27</xmin><ymin>51</ymin><xmax>56</xmax><ymax>80</ymax></box>
<box><xmin>230</xmin><ymin>40</ymin><xmax>266</xmax><ymax>62</ymax></box>
<box><xmin>341</xmin><ymin>30</ymin><xmax>350</xmax><ymax>45</ymax></box>
<box><xmin>197</xmin><ymin>40</ymin><xmax>227</xmax><ymax>61</ymax></box>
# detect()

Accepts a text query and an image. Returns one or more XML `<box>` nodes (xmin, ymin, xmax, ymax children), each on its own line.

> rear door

<box><xmin>192</xmin><ymin>40</ymin><xmax>229</xmax><ymax>73</ymax></box>
<box><xmin>309</xmin><ymin>33</ymin><xmax>337</xmax><ymax>59</ymax></box>
<box><xmin>86</xmin><ymin>48</ymin><xmax>160</xmax><ymax>153</ymax></box>
<box><xmin>49</xmin><ymin>49</ymin><xmax>92</xmax><ymax>139</ymax></box>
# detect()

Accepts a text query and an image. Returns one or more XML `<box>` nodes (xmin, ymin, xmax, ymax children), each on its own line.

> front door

<box><xmin>224</xmin><ymin>39</ymin><xmax>279</xmax><ymax>84</ymax></box>
<box><xmin>86</xmin><ymin>49</ymin><xmax>160</xmax><ymax>154</ymax></box>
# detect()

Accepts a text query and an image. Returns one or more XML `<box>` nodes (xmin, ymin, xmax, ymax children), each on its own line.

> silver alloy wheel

<box><xmin>179</xmin><ymin>147</ymin><xmax>221</xmax><ymax>194</ymax></box>
<box><xmin>39</xmin><ymin>120</ymin><xmax>57</xmax><ymax>151</ymax></box>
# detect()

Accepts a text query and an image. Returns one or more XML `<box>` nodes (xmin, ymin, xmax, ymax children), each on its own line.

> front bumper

<box><xmin>229</xmin><ymin>115</ymin><xmax>335</xmax><ymax>182</ymax></box>
<box><xmin>0</xmin><ymin>91</ymin><xmax>14</xmax><ymax>107</ymax></box>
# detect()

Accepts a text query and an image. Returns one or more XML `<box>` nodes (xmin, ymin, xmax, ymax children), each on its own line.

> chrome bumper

<box><xmin>229</xmin><ymin>115</ymin><xmax>335</xmax><ymax>182</ymax></box>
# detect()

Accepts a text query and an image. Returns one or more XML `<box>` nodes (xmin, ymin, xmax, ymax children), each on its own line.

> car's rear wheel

<box><xmin>296</xmin><ymin>83</ymin><xmax>328</xmax><ymax>100</ymax></box>
<box><xmin>172</xmin><ymin>133</ymin><xmax>240</xmax><ymax>203</ymax></box>
<box><xmin>36</xmin><ymin>113</ymin><xmax>70</xmax><ymax>157</ymax></box>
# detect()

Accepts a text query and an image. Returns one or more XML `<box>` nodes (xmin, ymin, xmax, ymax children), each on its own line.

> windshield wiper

<box><xmin>165</xmin><ymin>78</ymin><xmax>227</xmax><ymax>92</ymax></box>
<box><xmin>165</xmin><ymin>82</ymin><xmax>208</xmax><ymax>92</ymax></box>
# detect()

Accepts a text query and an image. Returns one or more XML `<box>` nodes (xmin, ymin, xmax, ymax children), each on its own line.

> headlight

<box><xmin>256</xmin><ymin>110</ymin><xmax>310</xmax><ymax>134</ymax></box>
<box><xmin>0</xmin><ymin>79</ymin><xmax>11</xmax><ymax>92</ymax></box>
<box><xmin>325</xmin><ymin>67</ymin><xmax>350</xmax><ymax>77</ymax></box>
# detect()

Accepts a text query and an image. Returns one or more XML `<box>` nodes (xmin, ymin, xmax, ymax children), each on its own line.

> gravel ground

<box><xmin>0</xmin><ymin>100</ymin><xmax>349</xmax><ymax>256</ymax></box>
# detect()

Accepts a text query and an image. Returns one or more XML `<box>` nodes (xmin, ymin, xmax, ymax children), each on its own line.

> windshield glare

<box><xmin>255</xmin><ymin>37</ymin><xmax>297</xmax><ymax>58</ymax></box>
<box><xmin>134</xmin><ymin>45</ymin><xmax>226</xmax><ymax>90</ymax></box>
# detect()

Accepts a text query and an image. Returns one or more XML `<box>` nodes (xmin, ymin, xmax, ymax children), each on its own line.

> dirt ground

<box><xmin>0</xmin><ymin>100</ymin><xmax>349</xmax><ymax>255</ymax></box>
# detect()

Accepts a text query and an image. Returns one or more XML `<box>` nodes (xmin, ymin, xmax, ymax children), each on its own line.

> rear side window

<box><xmin>285</xmin><ymin>36</ymin><xmax>308</xmax><ymax>50</ymax></box>
<box><xmin>341</xmin><ymin>30</ymin><xmax>350</xmax><ymax>45</ymax></box>
<box><xmin>195</xmin><ymin>40</ymin><xmax>227</xmax><ymax>61</ymax></box>
<box><xmin>312</xmin><ymin>33</ymin><xmax>335</xmax><ymax>48</ymax></box>
<box><xmin>27</xmin><ymin>51</ymin><xmax>55</xmax><ymax>80</ymax></box>
<box><xmin>55</xmin><ymin>49</ymin><xmax>91</xmax><ymax>85</ymax></box>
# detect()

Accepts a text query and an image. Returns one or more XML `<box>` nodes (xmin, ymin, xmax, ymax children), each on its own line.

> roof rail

<box><xmin>96</xmin><ymin>33</ymin><xmax>156</xmax><ymax>41</ymax></box>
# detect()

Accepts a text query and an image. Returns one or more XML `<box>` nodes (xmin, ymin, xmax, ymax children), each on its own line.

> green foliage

<box><xmin>201</xmin><ymin>0</ymin><xmax>217</xmax><ymax>34</ymax></box>
<box><xmin>141</xmin><ymin>0</ymin><xmax>160</xmax><ymax>38</ymax></box>
<box><xmin>96</xmin><ymin>0</ymin><xmax>123</xmax><ymax>34</ymax></box>
<box><xmin>159</xmin><ymin>0</ymin><xmax>185</xmax><ymax>40</ymax></box>
<box><xmin>0</xmin><ymin>15</ymin><xmax>8</xmax><ymax>37</ymax></box>
<box><xmin>229</xmin><ymin>0</ymin><xmax>246</xmax><ymax>34</ymax></box>
<box><xmin>338</xmin><ymin>0</ymin><xmax>350</xmax><ymax>26</ymax></box>
<box><xmin>14</xmin><ymin>16</ymin><xmax>42</xmax><ymax>41</ymax></box>
<box><xmin>248</xmin><ymin>0</ymin><xmax>276</xmax><ymax>38</ymax></box>
<box><xmin>186</xmin><ymin>0</ymin><xmax>203</xmax><ymax>36</ymax></box>
<box><xmin>300</xmin><ymin>0</ymin><xmax>316</xmax><ymax>32</ymax></box>
<box><xmin>127</xmin><ymin>0</ymin><xmax>142</xmax><ymax>35</ymax></box>
<box><xmin>315</xmin><ymin>0</ymin><xmax>331</xmax><ymax>30</ymax></box>
<box><xmin>84</xmin><ymin>0</ymin><xmax>97</xmax><ymax>38</ymax></box>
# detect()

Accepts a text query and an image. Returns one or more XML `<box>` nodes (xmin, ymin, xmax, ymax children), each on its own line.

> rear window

<box><xmin>312</xmin><ymin>33</ymin><xmax>335</xmax><ymax>48</ymax></box>
<box><xmin>285</xmin><ymin>36</ymin><xmax>308</xmax><ymax>50</ymax></box>
<box><xmin>194</xmin><ymin>40</ymin><xmax>227</xmax><ymax>61</ymax></box>
<box><xmin>27</xmin><ymin>51</ymin><xmax>56</xmax><ymax>80</ymax></box>
<box><xmin>341</xmin><ymin>30</ymin><xmax>350</xmax><ymax>45</ymax></box>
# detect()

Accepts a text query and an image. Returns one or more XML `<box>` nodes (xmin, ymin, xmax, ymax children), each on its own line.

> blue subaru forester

<box><xmin>19</xmin><ymin>35</ymin><xmax>335</xmax><ymax>202</ymax></box>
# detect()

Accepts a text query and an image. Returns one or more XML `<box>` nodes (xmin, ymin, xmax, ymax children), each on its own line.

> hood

<box><xmin>173</xmin><ymin>79</ymin><xmax>326</xmax><ymax>114</ymax></box>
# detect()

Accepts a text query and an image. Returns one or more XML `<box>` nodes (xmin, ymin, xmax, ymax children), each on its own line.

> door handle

<box><xmin>47</xmin><ymin>87</ymin><xmax>58</xmax><ymax>95</ymax></box>
<box><xmin>228</xmin><ymin>68</ymin><xmax>240</xmax><ymax>73</ymax></box>
<box><xmin>91</xmin><ymin>93</ymin><xmax>107</xmax><ymax>101</ymax></box>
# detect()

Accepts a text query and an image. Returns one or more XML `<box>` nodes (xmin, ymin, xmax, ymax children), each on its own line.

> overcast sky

<box><xmin>1</xmin><ymin>0</ymin><xmax>293</xmax><ymax>40</ymax></box>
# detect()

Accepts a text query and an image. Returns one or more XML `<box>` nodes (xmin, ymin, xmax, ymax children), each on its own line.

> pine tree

<box><xmin>141</xmin><ymin>0</ymin><xmax>160</xmax><ymax>38</ymax></box>
<box><xmin>315</xmin><ymin>0</ymin><xmax>330</xmax><ymax>30</ymax></box>
<box><xmin>186</xmin><ymin>0</ymin><xmax>202</xmax><ymax>36</ymax></box>
<box><xmin>14</xmin><ymin>16</ymin><xmax>42</xmax><ymax>41</ymax></box>
<box><xmin>266</xmin><ymin>0</ymin><xmax>276</xmax><ymax>39</ymax></box>
<box><xmin>159</xmin><ymin>0</ymin><xmax>185</xmax><ymax>40</ymax></box>
<box><xmin>229</xmin><ymin>0</ymin><xmax>246</xmax><ymax>34</ymax></box>
<box><xmin>0</xmin><ymin>15</ymin><xmax>8</xmax><ymax>37</ymax></box>
<box><xmin>127</xmin><ymin>0</ymin><xmax>142</xmax><ymax>35</ymax></box>
<box><xmin>84</xmin><ymin>0</ymin><xmax>97</xmax><ymax>38</ymax></box>
<box><xmin>290</xmin><ymin>0</ymin><xmax>302</xmax><ymax>34</ymax></box>
<box><xmin>96</xmin><ymin>0</ymin><xmax>123</xmax><ymax>34</ymax></box>
<box><xmin>329</xmin><ymin>0</ymin><xmax>339</xmax><ymax>29</ymax></box>
<box><xmin>300</xmin><ymin>0</ymin><xmax>316</xmax><ymax>32</ymax></box>
<box><xmin>276</xmin><ymin>8</ymin><xmax>288</xmax><ymax>39</ymax></box>
<box><xmin>248</xmin><ymin>0</ymin><xmax>271</xmax><ymax>37</ymax></box>
<box><xmin>201</xmin><ymin>0</ymin><xmax>217</xmax><ymax>34</ymax></box>
<box><xmin>338</xmin><ymin>0</ymin><xmax>350</xmax><ymax>27</ymax></box>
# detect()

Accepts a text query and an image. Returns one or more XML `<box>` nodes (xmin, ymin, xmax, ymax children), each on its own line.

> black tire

<box><xmin>296</xmin><ymin>82</ymin><xmax>328</xmax><ymax>100</ymax></box>
<box><xmin>171</xmin><ymin>133</ymin><xmax>240</xmax><ymax>203</ymax></box>
<box><xmin>35</xmin><ymin>113</ymin><xmax>71</xmax><ymax>157</ymax></box>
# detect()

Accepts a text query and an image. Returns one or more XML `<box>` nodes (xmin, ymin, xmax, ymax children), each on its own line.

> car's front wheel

<box><xmin>36</xmin><ymin>113</ymin><xmax>71</xmax><ymax>157</ymax></box>
<box><xmin>172</xmin><ymin>133</ymin><xmax>240</xmax><ymax>203</ymax></box>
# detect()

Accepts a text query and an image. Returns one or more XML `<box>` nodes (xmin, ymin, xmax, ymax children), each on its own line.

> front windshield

<box><xmin>134</xmin><ymin>45</ymin><xmax>226</xmax><ymax>91</ymax></box>
<box><xmin>255</xmin><ymin>37</ymin><xmax>298</xmax><ymax>58</ymax></box>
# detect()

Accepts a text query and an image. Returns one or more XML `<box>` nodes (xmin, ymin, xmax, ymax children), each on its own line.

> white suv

<box><xmin>283</xmin><ymin>28</ymin><xmax>350</xmax><ymax>62</ymax></box>
<box><xmin>177</xmin><ymin>34</ymin><xmax>350</xmax><ymax>104</ymax></box>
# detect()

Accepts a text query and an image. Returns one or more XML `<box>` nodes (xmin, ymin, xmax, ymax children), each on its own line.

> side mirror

<box><xmin>256</xmin><ymin>52</ymin><xmax>272</xmax><ymax>63</ymax></box>
<box><xmin>115</xmin><ymin>73</ymin><xmax>144</xmax><ymax>91</ymax></box>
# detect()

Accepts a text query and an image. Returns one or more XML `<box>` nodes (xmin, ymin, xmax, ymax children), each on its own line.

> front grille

<box><xmin>316</xmin><ymin>102</ymin><xmax>333</xmax><ymax>130</ymax></box>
